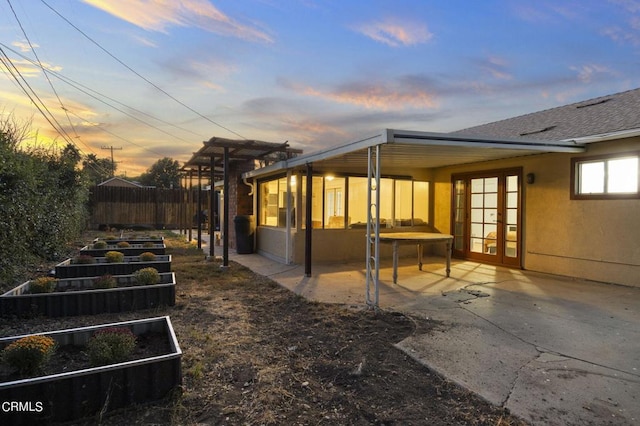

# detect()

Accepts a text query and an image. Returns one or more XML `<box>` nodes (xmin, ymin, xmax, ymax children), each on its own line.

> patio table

<box><xmin>376</xmin><ymin>232</ymin><xmax>454</xmax><ymax>283</ymax></box>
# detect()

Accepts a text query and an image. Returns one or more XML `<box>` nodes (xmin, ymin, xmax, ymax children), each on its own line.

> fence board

<box><xmin>89</xmin><ymin>186</ymin><xmax>211</xmax><ymax>229</ymax></box>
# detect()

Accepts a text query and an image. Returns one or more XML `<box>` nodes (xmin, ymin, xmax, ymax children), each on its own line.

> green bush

<box><xmin>93</xmin><ymin>274</ymin><xmax>117</xmax><ymax>289</ymax></box>
<box><xmin>142</xmin><ymin>241</ymin><xmax>155</xmax><ymax>248</ymax></box>
<box><xmin>139</xmin><ymin>251</ymin><xmax>156</xmax><ymax>261</ymax></box>
<box><xmin>29</xmin><ymin>276</ymin><xmax>57</xmax><ymax>294</ymax></box>
<box><xmin>93</xmin><ymin>241</ymin><xmax>108</xmax><ymax>249</ymax></box>
<box><xmin>116</xmin><ymin>241</ymin><xmax>130</xmax><ymax>248</ymax></box>
<box><xmin>73</xmin><ymin>254</ymin><xmax>96</xmax><ymax>264</ymax></box>
<box><xmin>105</xmin><ymin>251</ymin><xmax>124</xmax><ymax>263</ymax></box>
<box><xmin>134</xmin><ymin>267</ymin><xmax>160</xmax><ymax>285</ymax></box>
<box><xmin>0</xmin><ymin>121</ymin><xmax>88</xmax><ymax>284</ymax></box>
<box><xmin>87</xmin><ymin>327</ymin><xmax>136</xmax><ymax>366</ymax></box>
<box><xmin>2</xmin><ymin>335</ymin><xmax>57</xmax><ymax>375</ymax></box>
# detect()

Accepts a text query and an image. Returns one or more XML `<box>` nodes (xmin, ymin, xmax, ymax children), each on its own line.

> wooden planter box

<box><xmin>0</xmin><ymin>273</ymin><xmax>176</xmax><ymax>318</ymax></box>
<box><xmin>80</xmin><ymin>243</ymin><xmax>167</xmax><ymax>257</ymax></box>
<box><xmin>0</xmin><ymin>316</ymin><xmax>182</xmax><ymax>425</ymax></box>
<box><xmin>54</xmin><ymin>255</ymin><xmax>172</xmax><ymax>279</ymax></box>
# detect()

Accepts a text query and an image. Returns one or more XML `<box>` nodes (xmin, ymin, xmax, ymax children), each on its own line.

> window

<box><xmin>259</xmin><ymin>177</ymin><xmax>291</xmax><ymax>227</ymax></box>
<box><xmin>262</xmin><ymin>174</ymin><xmax>430</xmax><ymax>229</ymax></box>
<box><xmin>572</xmin><ymin>153</ymin><xmax>639</xmax><ymax>199</ymax></box>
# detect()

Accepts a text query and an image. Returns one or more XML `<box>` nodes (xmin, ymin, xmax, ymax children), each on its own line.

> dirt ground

<box><xmin>0</xmin><ymin>234</ymin><xmax>527</xmax><ymax>425</ymax></box>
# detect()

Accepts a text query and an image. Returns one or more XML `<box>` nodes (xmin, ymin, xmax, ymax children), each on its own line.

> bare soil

<box><xmin>0</xmin><ymin>233</ymin><xmax>527</xmax><ymax>425</ymax></box>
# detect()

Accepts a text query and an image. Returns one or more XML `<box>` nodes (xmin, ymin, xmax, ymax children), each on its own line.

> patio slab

<box><xmin>194</xmin><ymin>232</ymin><xmax>640</xmax><ymax>426</ymax></box>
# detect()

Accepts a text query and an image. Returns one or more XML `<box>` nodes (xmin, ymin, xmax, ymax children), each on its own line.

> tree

<box><xmin>82</xmin><ymin>153</ymin><xmax>114</xmax><ymax>186</ymax></box>
<box><xmin>138</xmin><ymin>157</ymin><xmax>181</xmax><ymax>189</ymax></box>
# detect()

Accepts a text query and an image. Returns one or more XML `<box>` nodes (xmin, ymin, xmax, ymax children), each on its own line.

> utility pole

<box><xmin>101</xmin><ymin>146</ymin><xmax>122</xmax><ymax>177</ymax></box>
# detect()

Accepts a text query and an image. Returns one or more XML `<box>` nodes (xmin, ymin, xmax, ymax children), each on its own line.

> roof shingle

<box><xmin>452</xmin><ymin>88</ymin><xmax>640</xmax><ymax>141</ymax></box>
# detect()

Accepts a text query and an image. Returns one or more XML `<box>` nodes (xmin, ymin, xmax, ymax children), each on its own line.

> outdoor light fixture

<box><xmin>526</xmin><ymin>173</ymin><xmax>535</xmax><ymax>184</ymax></box>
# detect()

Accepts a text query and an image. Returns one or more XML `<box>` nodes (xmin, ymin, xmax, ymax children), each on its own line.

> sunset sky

<box><xmin>1</xmin><ymin>0</ymin><xmax>639</xmax><ymax>176</ymax></box>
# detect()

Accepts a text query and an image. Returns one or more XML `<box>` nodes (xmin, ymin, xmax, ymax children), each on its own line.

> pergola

<box><xmin>182</xmin><ymin>136</ymin><xmax>302</xmax><ymax>267</ymax></box>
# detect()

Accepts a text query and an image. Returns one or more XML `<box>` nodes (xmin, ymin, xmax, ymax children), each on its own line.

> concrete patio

<box><xmin>193</xmin><ymin>232</ymin><xmax>640</xmax><ymax>426</ymax></box>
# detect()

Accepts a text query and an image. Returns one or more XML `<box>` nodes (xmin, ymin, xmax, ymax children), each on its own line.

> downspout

<box><xmin>243</xmin><ymin>177</ymin><xmax>254</xmax><ymax>196</ymax></box>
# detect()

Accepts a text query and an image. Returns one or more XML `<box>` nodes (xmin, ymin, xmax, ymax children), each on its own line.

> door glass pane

<box><xmin>471</xmin><ymin>193</ymin><xmax>483</xmax><ymax>208</ymax></box>
<box><xmin>471</xmin><ymin>209</ymin><xmax>483</xmax><ymax>222</ymax></box>
<box><xmin>484</xmin><ymin>209</ymin><xmax>497</xmax><ymax>223</ymax></box>
<box><xmin>505</xmin><ymin>174</ymin><xmax>519</xmax><ymax>258</ymax></box>
<box><xmin>485</xmin><ymin>193</ymin><xmax>497</xmax><ymax>208</ymax></box>
<box><xmin>471</xmin><ymin>178</ymin><xmax>484</xmax><ymax>193</ymax></box>
<box><xmin>485</xmin><ymin>177</ymin><xmax>498</xmax><ymax>193</ymax></box>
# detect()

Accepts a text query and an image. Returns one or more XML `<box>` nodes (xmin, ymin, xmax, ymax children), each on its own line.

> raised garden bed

<box><xmin>80</xmin><ymin>243</ymin><xmax>166</xmax><ymax>257</ymax></box>
<box><xmin>94</xmin><ymin>236</ymin><xmax>164</xmax><ymax>245</ymax></box>
<box><xmin>0</xmin><ymin>316</ymin><xmax>182</xmax><ymax>425</ymax></box>
<box><xmin>54</xmin><ymin>255</ymin><xmax>172</xmax><ymax>279</ymax></box>
<box><xmin>0</xmin><ymin>273</ymin><xmax>176</xmax><ymax>318</ymax></box>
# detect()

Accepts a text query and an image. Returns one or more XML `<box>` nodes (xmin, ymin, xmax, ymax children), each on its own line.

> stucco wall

<box><xmin>291</xmin><ymin>226</ymin><xmax>433</xmax><ymax>264</ymax></box>
<box><xmin>432</xmin><ymin>138</ymin><xmax>640</xmax><ymax>287</ymax></box>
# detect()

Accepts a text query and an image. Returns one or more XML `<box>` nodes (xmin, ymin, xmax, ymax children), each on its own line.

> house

<box><xmin>97</xmin><ymin>176</ymin><xmax>148</xmax><ymax>188</ymax></box>
<box><xmin>241</xmin><ymin>88</ymin><xmax>639</xmax><ymax>289</ymax></box>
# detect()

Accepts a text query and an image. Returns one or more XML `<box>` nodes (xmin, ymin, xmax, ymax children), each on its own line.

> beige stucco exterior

<box><xmin>432</xmin><ymin>137</ymin><xmax>639</xmax><ymax>287</ymax></box>
<box><xmin>253</xmin><ymin>137</ymin><xmax>639</xmax><ymax>288</ymax></box>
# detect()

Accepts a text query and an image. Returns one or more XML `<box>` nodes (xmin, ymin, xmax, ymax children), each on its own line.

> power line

<box><xmin>0</xmin><ymin>42</ymin><xmax>195</xmax><ymax>157</ymax></box>
<box><xmin>6</xmin><ymin>0</ymin><xmax>81</xmax><ymax>141</ymax></box>
<box><xmin>40</xmin><ymin>0</ymin><xmax>249</xmax><ymax>141</ymax></box>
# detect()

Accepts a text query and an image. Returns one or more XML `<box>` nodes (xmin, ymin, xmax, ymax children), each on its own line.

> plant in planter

<box><xmin>93</xmin><ymin>274</ymin><xmax>117</xmax><ymax>289</ymax></box>
<box><xmin>143</xmin><ymin>241</ymin><xmax>155</xmax><ymax>248</ymax></box>
<box><xmin>0</xmin><ymin>317</ymin><xmax>182</xmax><ymax>424</ymax></box>
<box><xmin>92</xmin><ymin>241</ymin><xmax>108</xmax><ymax>249</ymax></box>
<box><xmin>116</xmin><ymin>241</ymin><xmax>130</xmax><ymax>248</ymax></box>
<box><xmin>134</xmin><ymin>267</ymin><xmax>161</xmax><ymax>285</ymax></box>
<box><xmin>87</xmin><ymin>327</ymin><xmax>136</xmax><ymax>366</ymax></box>
<box><xmin>139</xmin><ymin>251</ymin><xmax>157</xmax><ymax>261</ymax></box>
<box><xmin>29</xmin><ymin>277</ymin><xmax>57</xmax><ymax>294</ymax></box>
<box><xmin>105</xmin><ymin>251</ymin><xmax>125</xmax><ymax>263</ymax></box>
<box><xmin>2</xmin><ymin>335</ymin><xmax>56</xmax><ymax>375</ymax></box>
<box><xmin>73</xmin><ymin>254</ymin><xmax>96</xmax><ymax>264</ymax></box>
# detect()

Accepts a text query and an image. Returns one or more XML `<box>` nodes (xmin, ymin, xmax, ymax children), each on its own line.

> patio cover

<box><xmin>243</xmin><ymin>129</ymin><xmax>587</xmax><ymax>308</ymax></box>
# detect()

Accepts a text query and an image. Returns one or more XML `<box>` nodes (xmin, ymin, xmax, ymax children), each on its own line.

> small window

<box><xmin>571</xmin><ymin>153</ymin><xmax>639</xmax><ymax>199</ymax></box>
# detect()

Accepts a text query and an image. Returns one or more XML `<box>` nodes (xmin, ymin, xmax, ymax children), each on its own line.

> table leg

<box><xmin>417</xmin><ymin>243</ymin><xmax>423</xmax><ymax>271</ymax></box>
<box><xmin>445</xmin><ymin>240</ymin><xmax>452</xmax><ymax>277</ymax></box>
<box><xmin>392</xmin><ymin>241</ymin><xmax>398</xmax><ymax>284</ymax></box>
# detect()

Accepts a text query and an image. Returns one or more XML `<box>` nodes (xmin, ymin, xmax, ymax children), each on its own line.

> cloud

<box><xmin>11</xmin><ymin>40</ymin><xmax>39</xmax><ymax>52</ymax></box>
<box><xmin>352</xmin><ymin>18</ymin><xmax>432</xmax><ymax>47</ymax></box>
<box><xmin>472</xmin><ymin>56</ymin><xmax>513</xmax><ymax>80</ymax></box>
<box><xmin>602</xmin><ymin>0</ymin><xmax>640</xmax><ymax>45</ymax></box>
<box><xmin>570</xmin><ymin>64</ymin><xmax>615</xmax><ymax>83</ymax></box>
<box><xmin>279</xmin><ymin>75</ymin><xmax>438</xmax><ymax>110</ymax></box>
<box><xmin>82</xmin><ymin>0</ymin><xmax>273</xmax><ymax>43</ymax></box>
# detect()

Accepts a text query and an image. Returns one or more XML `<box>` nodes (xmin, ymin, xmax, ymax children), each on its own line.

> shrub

<box><xmin>87</xmin><ymin>327</ymin><xmax>136</xmax><ymax>366</ymax></box>
<box><xmin>93</xmin><ymin>274</ymin><xmax>117</xmax><ymax>289</ymax></box>
<box><xmin>139</xmin><ymin>251</ymin><xmax>156</xmax><ymax>261</ymax></box>
<box><xmin>93</xmin><ymin>241</ymin><xmax>108</xmax><ymax>249</ymax></box>
<box><xmin>29</xmin><ymin>276</ymin><xmax>57</xmax><ymax>294</ymax></box>
<box><xmin>2</xmin><ymin>335</ymin><xmax>57</xmax><ymax>375</ymax></box>
<box><xmin>105</xmin><ymin>251</ymin><xmax>124</xmax><ymax>263</ymax></box>
<box><xmin>73</xmin><ymin>254</ymin><xmax>96</xmax><ymax>264</ymax></box>
<box><xmin>116</xmin><ymin>241</ymin><xmax>130</xmax><ymax>248</ymax></box>
<box><xmin>142</xmin><ymin>241</ymin><xmax>155</xmax><ymax>248</ymax></box>
<box><xmin>105</xmin><ymin>235</ymin><xmax>117</xmax><ymax>241</ymax></box>
<box><xmin>134</xmin><ymin>267</ymin><xmax>160</xmax><ymax>285</ymax></box>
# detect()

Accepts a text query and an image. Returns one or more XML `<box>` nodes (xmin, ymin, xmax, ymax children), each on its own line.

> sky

<box><xmin>1</xmin><ymin>0</ymin><xmax>639</xmax><ymax>177</ymax></box>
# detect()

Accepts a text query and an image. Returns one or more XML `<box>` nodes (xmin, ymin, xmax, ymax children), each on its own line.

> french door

<box><xmin>452</xmin><ymin>169</ymin><xmax>522</xmax><ymax>267</ymax></box>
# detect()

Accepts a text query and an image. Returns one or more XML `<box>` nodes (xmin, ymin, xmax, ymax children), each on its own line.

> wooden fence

<box><xmin>89</xmin><ymin>186</ymin><xmax>213</xmax><ymax>230</ymax></box>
